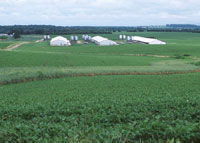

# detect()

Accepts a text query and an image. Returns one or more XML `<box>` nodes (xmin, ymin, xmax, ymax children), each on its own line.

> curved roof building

<box><xmin>50</xmin><ymin>36</ymin><xmax>71</xmax><ymax>46</ymax></box>
<box><xmin>91</xmin><ymin>36</ymin><xmax>117</xmax><ymax>46</ymax></box>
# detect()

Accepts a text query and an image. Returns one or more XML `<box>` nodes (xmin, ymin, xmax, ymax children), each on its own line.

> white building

<box><xmin>50</xmin><ymin>36</ymin><xmax>71</xmax><ymax>46</ymax></box>
<box><xmin>91</xmin><ymin>36</ymin><xmax>117</xmax><ymax>46</ymax></box>
<box><xmin>132</xmin><ymin>36</ymin><xmax>166</xmax><ymax>45</ymax></box>
<box><xmin>0</xmin><ymin>34</ymin><xmax>9</xmax><ymax>37</ymax></box>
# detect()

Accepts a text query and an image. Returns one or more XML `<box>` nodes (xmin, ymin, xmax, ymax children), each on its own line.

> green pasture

<box><xmin>1</xmin><ymin>32</ymin><xmax>200</xmax><ymax>83</ymax></box>
<box><xmin>0</xmin><ymin>41</ymin><xmax>15</xmax><ymax>49</ymax></box>
<box><xmin>17</xmin><ymin>32</ymin><xmax>200</xmax><ymax>57</ymax></box>
<box><xmin>0</xmin><ymin>50</ymin><xmax>170</xmax><ymax>68</ymax></box>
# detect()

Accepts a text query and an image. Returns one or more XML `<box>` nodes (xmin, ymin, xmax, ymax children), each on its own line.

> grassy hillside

<box><xmin>0</xmin><ymin>32</ymin><xmax>200</xmax><ymax>142</ymax></box>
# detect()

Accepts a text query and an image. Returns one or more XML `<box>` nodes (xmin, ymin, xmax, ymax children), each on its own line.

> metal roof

<box><xmin>51</xmin><ymin>36</ymin><xmax>69</xmax><ymax>42</ymax></box>
<box><xmin>133</xmin><ymin>36</ymin><xmax>156</xmax><ymax>43</ymax></box>
<box><xmin>92</xmin><ymin>36</ymin><xmax>108</xmax><ymax>42</ymax></box>
<box><xmin>132</xmin><ymin>36</ymin><xmax>166</xmax><ymax>44</ymax></box>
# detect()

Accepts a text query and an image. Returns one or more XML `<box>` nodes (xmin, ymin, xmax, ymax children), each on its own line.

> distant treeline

<box><xmin>0</xmin><ymin>25</ymin><xmax>125</xmax><ymax>35</ymax></box>
<box><xmin>147</xmin><ymin>29</ymin><xmax>200</xmax><ymax>33</ymax></box>
<box><xmin>166</xmin><ymin>24</ymin><xmax>200</xmax><ymax>29</ymax></box>
<box><xmin>163</xmin><ymin>24</ymin><xmax>200</xmax><ymax>33</ymax></box>
<box><xmin>0</xmin><ymin>25</ymin><xmax>114</xmax><ymax>35</ymax></box>
<box><xmin>0</xmin><ymin>24</ymin><xmax>200</xmax><ymax>35</ymax></box>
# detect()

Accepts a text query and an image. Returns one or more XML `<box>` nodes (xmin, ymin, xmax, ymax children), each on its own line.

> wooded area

<box><xmin>0</xmin><ymin>24</ymin><xmax>200</xmax><ymax>35</ymax></box>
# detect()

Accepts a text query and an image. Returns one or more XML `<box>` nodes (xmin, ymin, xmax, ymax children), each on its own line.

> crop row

<box><xmin>1</xmin><ymin>74</ymin><xmax>200</xmax><ymax>142</ymax></box>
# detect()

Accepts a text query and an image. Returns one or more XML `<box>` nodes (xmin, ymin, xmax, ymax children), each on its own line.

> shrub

<box><xmin>174</xmin><ymin>54</ymin><xmax>185</xmax><ymax>59</ymax></box>
<box><xmin>0</xmin><ymin>36</ymin><xmax>8</xmax><ymax>40</ymax></box>
<box><xmin>183</xmin><ymin>54</ymin><xmax>191</xmax><ymax>57</ymax></box>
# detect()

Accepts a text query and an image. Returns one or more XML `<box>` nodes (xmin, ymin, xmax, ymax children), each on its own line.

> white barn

<box><xmin>91</xmin><ymin>36</ymin><xmax>117</xmax><ymax>46</ymax></box>
<box><xmin>50</xmin><ymin>36</ymin><xmax>71</xmax><ymax>46</ymax></box>
<box><xmin>132</xmin><ymin>36</ymin><xmax>166</xmax><ymax>45</ymax></box>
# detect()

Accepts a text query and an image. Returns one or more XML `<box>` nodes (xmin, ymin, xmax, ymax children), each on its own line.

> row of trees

<box><xmin>166</xmin><ymin>24</ymin><xmax>200</xmax><ymax>29</ymax></box>
<box><xmin>147</xmin><ymin>29</ymin><xmax>200</xmax><ymax>33</ymax></box>
<box><xmin>1</xmin><ymin>25</ymin><xmax>200</xmax><ymax>39</ymax></box>
<box><xmin>0</xmin><ymin>25</ymin><xmax>114</xmax><ymax>35</ymax></box>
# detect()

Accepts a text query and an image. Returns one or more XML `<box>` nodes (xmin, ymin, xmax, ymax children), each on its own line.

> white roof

<box><xmin>92</xmin><ymin>36</ymin><xmax>108</xmax><ymax>42</ymax></box>
<box><xmin>132</xmin><ymin>36</ymin><xmax>166</xmax><ymax>44</ymax></box>
<box><xmin>51</xmin><ymin>36</ymin><xmax>69</xmax><ymax>42</ymax></box>
<box><xmin>133</xmin><ymin>36</ymin><xmax>156</xmax><ymax>43</ymax></box>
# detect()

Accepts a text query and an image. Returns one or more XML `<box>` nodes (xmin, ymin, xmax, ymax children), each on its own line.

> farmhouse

<box><xmin>91</xmin><ymin>36</ymin><xmax>117</xmax><ymax>46</ymax></box>
<box><xmin>50</xmin><ymin>36</ymin><xmax>71</xmax><ymax>46</ymax></box>
<box><xmin>132</xmin><ymin>36</ymin><xmax>166</xmax><ymax>45</ymax></box>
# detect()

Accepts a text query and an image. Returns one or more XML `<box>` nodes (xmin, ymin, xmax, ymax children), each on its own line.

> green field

<box><xmin>0</xmin><ymin>32</ymin><xmax>200</xmax><ymax>142</ymax></box>
<box><xmin>0</xmin><ymin>41</ymin><xmax>14</xmax><ymax>49</ymax></box>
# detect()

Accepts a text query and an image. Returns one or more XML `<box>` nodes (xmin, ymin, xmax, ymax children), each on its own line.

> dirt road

<box><xmin>5</xmin><ymin>42</ymin><xmax>29</xmax><ymax>51</ymax></box>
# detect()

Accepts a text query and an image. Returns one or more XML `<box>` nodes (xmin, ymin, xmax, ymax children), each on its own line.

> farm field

<box><xmin>0</xmin><ymin>41</ymin><xmax>15</xmax><ymax>49</ymax></box>
<box><xmin>0</xmin><ymin>32</ymin><xmax>200</xmax><ymax>142</ymax></box>
<box><xmin>1</xmin><ymin>73</ymin><xmax>200</xmax><ymax>143</ymax></box>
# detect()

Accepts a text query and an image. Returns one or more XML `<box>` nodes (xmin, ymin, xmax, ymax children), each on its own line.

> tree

<box><xmin>0</xmin><ymin>36</ymin><xmax>8</xmax><ymax>40</ymax></box>
<box><xmin>13</xmin><ymin>30</ymin><xmax>21</xmax><ymax>39</ymax></box>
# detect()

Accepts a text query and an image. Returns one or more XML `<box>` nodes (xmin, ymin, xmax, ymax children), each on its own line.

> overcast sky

<box><xmin>0</xmin><ymin>0</ymin><xmax>200</xmax><ymax>26</ymax></box>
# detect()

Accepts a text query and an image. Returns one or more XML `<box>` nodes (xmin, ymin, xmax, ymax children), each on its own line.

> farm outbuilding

<box><xmin>91</xmin><ymin>36</ymin><xmax>117</xmax><ymax>46</ymax></box>
<box><xmin>50</xmin><ymin>36</ymin><xmax>71</xmax><ymax>46</ymax></box>
<box><xmin>132</xmin><ymin>36</ymin><xmax>166</xmax><ymax>45</ymax></box>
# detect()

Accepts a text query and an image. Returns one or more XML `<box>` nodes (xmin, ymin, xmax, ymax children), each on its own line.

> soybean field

<box><xmin>0</xmin><ymin>32</ymin><xmax>200</xmax><ymax>143</ymax></box>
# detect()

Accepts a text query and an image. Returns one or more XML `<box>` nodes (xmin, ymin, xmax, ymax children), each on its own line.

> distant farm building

<box><xmin>91</xmin><ymin>36</ymin><xmax>117</xmax><ymax>46</ymax></box>
<box><xmin>132</xmin><ymin>36</ymin><xmax>166</xmax><ymax>45</ymax></box>
<box><xmin>50</xmin><ymin>36</ymin><xmax>71</xmax><ymax>46</ymax></box>
<box><xmin>0</xmin><ymin>34</ymin><xmax>9</xmax><ymax>37</ymax></box>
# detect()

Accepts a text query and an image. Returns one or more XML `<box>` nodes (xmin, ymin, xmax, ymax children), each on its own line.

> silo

<box><xmin>88</xmin><ymin>36</ymin><xmax>92</xmax><ymax>41</ymax></box>
<box><xmin>119</xmin><ymin>35</ymin><xmax>123</xmax><ymax>40</ymax></box>
<box><xmin>85</xmin><ymin>35</ymin><xmax>89</xmax><ymax>41</ymax></box>
<box><xmin>82</xmin><ymin>35</ymin><xmax>85</xmax><ymax>40</ymax></box>
<box><xmin>123</xmin><ymin>35</ymin><xmax>126</xmax><ymax>40</ymax></box>
<box><xmin>70</xmin><ymin>36</ymin><xmax>74</xmax><ymax>41</ymax></box>
<box><xmin>75</xmin><ymin>36</ymin><xmax>78</xmax><ymax>41</ymax></box>
<box><xmin>44</xmin><ymin>35</ymin><xmax>47</xmax><ymax>40</ymax></box>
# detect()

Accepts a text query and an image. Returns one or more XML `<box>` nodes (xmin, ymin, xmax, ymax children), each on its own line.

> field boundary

<box><xmin>1</xmin><ymin>67</ymin><xmax>200</xmax><ymax>86</ymax></box>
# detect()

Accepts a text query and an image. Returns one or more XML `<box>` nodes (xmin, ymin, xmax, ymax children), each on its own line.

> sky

<box><xmin>0</xmin><ymin>0</ymin><xmax>200</xmax><ymax>26</ymax></box>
